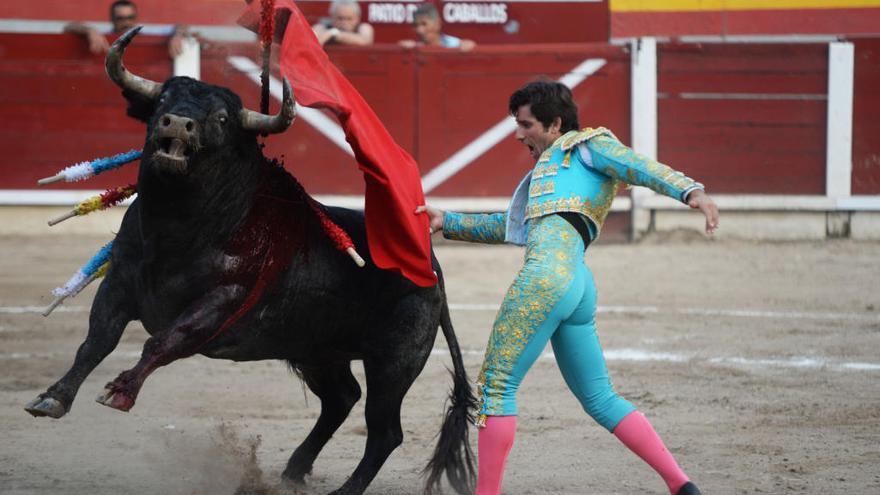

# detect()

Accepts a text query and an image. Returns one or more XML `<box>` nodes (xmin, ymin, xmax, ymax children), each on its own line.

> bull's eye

<box><xmin>218</xmin><ymin>115</ymin><xmax>227</xmax><ymax>124</ymax></box>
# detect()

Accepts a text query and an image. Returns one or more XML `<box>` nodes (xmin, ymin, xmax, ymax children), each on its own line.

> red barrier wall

<box><xmin>657</xmin><ymin>42</ymin><xmax>829</xmax><ymax>195</ymax></box>
<box><xmin>3</xmin><ymin>33</ymin><xmax>878</xmax><ymax>204</ymax></box>
<box><xmin>852</xmin><ymin>38</ymin><xmax>880</xmax><ymax>195</ymax></box>
<box><xmin>0</xmin><ymin>33</ymin><xmax>167</xmax><ymax>191</ymax></box>
<box><xmin>0</xmin><ymin>34</ymin><xmax>629</xmax><ymax>199</ymax></box>
<box><xmin>410</xmin><ymin>44</ymin><xmax>629</xmax><ymax>196</ymax></box>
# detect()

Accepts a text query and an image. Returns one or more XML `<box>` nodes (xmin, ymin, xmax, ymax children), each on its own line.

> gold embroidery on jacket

<box><xmin>538</xmin><ymin>148</ymin><xmax>553</xmax><ymax>163</ymax></box>
<box><xmin>524</xmin><ymin>182</ymin><xmax>620</xmax><ymax>231</ymax></box>
<box><xmin>528</xmin><ymin>180</ymin><xmax>542</xmax><ymax>198</ymax></box>
<box><xmin>559</xmin><ymin>127</ymin><xmax>617</xmax><ymax>151</ymax></box>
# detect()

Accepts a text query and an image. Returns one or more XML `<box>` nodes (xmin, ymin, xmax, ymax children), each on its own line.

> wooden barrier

<box><xmin>2</xmin><ymin>33</ymin><xmax>879</xmax><ymax>240</ymax></box>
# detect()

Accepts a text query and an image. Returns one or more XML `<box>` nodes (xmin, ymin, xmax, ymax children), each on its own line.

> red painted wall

<box><xmin>0</xmin><ymin>33</ymin><xmax>166</xmax><ymax>191</ymax></box>
<box><xmin>0</xmin><ymin>34</ymin><xmax>627</xmax><ymax>198</ymax></box>
<box><xmin>3</xmin><ymin>33</ymin><xmax>878</xmax><ymax>203</ymax></box>
<box><xmin>852</xmin><ymin>38</ymin><xmax>880</xmax><ymax>195</ymax></box>
<box><xmin>657</xmin><ymin>42</ymin><xmax>829</xmax><ymax>195</ymax></box>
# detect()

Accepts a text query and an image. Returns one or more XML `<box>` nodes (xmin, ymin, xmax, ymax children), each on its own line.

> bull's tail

<box><xmin>423</xmin><ymin>293</ymin><xmax>477</xmax><ymax>494</ymax></box>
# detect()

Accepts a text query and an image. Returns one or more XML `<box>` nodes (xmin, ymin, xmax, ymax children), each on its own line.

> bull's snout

<box><xmin>153</xmin><ymin>113</ymin><xmax>196</xmax><ymax>172</ymax></box>
<box><xmin>158</xmin><ymin>114</ymin><xmax>197</xmax><ymax>141</ymax></box>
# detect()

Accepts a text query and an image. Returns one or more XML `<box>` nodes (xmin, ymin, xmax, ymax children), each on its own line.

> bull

<box><xmin>24</xmin><ymin>27</ymin><xmax>475</xmax><ymax>495</ymax></box>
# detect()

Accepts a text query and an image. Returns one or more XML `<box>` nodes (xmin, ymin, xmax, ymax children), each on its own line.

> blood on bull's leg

<box><xmin>25</xmin><ymin>262</ymin><xmax>137</xmax><ymax>418</ymax></box>
<box><xmin>96</xmin><ymin>284</ymin><xmax>245</xmax><ymax>411</ymax></box>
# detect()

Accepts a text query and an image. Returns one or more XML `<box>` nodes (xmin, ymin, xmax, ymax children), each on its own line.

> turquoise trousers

<box><xmin>477</xmin><ymin>214</ymin><xmax>636</xmax><ymax>431</ymax></box>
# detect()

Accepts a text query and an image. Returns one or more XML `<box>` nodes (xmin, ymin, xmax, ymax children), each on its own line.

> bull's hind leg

<box><xmin>97</xmin><ymin>285</ymin><xmax>244</xmax><ymax>411</ymax></box>
<box><xmin>26</xmin><ymin>266</ymin><xmax>136</xmax><ymax>418</ymax></box>
<box><xmin>282</xmin><ymin>363</ymin><xmax>362</xmax><ymax>484</ymax></box>
<box><xmin>330</xmin><ymin>295</ymin><xmax>438</xmax><ymax>495</ymax></box>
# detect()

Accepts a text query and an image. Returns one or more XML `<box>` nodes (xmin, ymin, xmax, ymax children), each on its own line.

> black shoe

<box><xmin>676</xmin><ymin>482</ymin><xmax>701</xmax><ymax>495</ymax></box>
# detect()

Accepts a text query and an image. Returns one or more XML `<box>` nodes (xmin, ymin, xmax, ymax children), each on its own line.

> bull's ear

<box><xmin>121</xmin><ymin>88</ymin><xmax>156</xmax><ymax>123</ymax></box>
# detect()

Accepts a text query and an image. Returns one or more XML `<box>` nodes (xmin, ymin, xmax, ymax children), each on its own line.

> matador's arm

<box><xmin>443</xmin><ymin>212</ymin><xmax>508</xmax><ymax>244</ymax></box>
<box><xmin>579</xmin><ymin>135</ymin><xmax>704</xmax><ymax>203</ymax></box>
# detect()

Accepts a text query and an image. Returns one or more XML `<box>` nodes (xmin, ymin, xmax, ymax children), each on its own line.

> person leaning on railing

<box><xmin>64</xmin><ymin>0</ymin><xmax>189</xmax><ymax>58</ymax></box>
<box><xmin>311</xmin><ymin>0</ymin><xmax>374</xmax><ymax>47</ymax></box>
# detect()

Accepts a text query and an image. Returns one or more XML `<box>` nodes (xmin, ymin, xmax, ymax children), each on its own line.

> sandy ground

<box><xmin>1</xmin><ymin>233</ymin><xmax>879</xmax><ymax>494</ymax></box>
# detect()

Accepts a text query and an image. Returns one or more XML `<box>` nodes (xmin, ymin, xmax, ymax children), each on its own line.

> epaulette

<box><xmin>559</xmin><ymin>127</ymin><xmax>618</xmax><ymax>151</ymax></box>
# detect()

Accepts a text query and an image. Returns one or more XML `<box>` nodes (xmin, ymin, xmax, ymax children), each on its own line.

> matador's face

<box><xmin>514</xmin><ymin>104</ymin><xmax>561</xmax><ymax>161</ymax></box>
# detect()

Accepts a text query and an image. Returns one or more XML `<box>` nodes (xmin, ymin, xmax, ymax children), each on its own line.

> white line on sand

<box><xmin>4</xmin><ymin>303</ymin><xmax>877</xmax><ymax>372</ymax></box>
<box><xmin>0</xmin><ymin>306</ymin><xmax>90</xmax><ymax>314</ymax></box>
<box><xmin>430</xmin><ymin>348</ymin><xmax>880</xmax><ymax>372</ymax></box>
<box><xmin>1</xmin><ymin>348</ymin><xmax>877</xmax><ymax>372</ymax></box>
<box><xmin>5</xmin><ymin>304</ymin><xmax>875</xmax><ymax>322</ymax></box>
<box><xmin>448</xmin><ymin>303</ymin><xmax>880</xmax><ymax>322</ymax></box>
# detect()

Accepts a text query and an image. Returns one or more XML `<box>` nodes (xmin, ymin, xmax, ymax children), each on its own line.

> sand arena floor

<box><xmin>1</xmin><ymin>233</ymin><xmax>879</xmax><ymax>494</ymax></box>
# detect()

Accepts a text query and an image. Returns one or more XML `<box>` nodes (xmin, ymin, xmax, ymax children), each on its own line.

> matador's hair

<box><xmin>508</xmin><ymin>80</ymin><xmax>580</xmax><ymax>133</ymax></box>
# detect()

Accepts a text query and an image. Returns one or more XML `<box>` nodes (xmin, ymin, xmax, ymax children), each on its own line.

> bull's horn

<box><xmin>105</xmin><ymin>26</ymin><xmax>162</xmax><ymax>100</ymax></box>
<box><xmin>240</xmin><ymin>78</ymin><xmax>297</xmax><ymax>135</ymax></box>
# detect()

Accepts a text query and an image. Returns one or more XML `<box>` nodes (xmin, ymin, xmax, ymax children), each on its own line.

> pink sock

<box><xmin>613</xmin><ymin>411</ymin><xmax>690</xmax><ymax>494</ymax></box>
<box><xmin>476</xmin><ymin>415</ymin><xmax>517</xmax><ymax>495</ymax></box>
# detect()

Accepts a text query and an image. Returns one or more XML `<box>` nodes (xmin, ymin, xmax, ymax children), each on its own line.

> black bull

<box><xmin>25</xmin><ymin>28</ymin><xmax>476</xmax><ymax>495</ymax></box>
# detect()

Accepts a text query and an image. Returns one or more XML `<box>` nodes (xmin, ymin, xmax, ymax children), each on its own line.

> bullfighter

<box><xmin>417</xmin><ymin>80</ymin><xmax>719</xmax><ymax>495</ymax></box>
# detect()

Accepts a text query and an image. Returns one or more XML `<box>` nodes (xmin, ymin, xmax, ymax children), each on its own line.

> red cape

<box><xmin>239</xmin><ymin>0</ymin><xmax>436</xmax><ymax>287</ymax></box>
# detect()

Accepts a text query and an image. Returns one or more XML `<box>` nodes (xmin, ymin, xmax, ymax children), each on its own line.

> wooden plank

<box><xmin>659</xmin><ymin>72</ymin><xmax>827</xmax><ymax>95</ymax></box>
<box><xmin>658</xmin><ymin>98</ymin><xmax>826</xmax><ymax>126</ymax></box>
<box><xmin>660</xmin><ymin>124</ymin><xmax>826</xmax><ymax>153</ymax></box>
<box><xmin>658</xmin><ymin>148</ymin><xmax>826</xmax><ymax>194</ymax></box>
<box><xmin>658</xmin><ymin>95</ymin><xmax>826</xmax><ymax>194</ymax></box>
<box><xmin>659</xmin><ymin>43</ymin><xmax>828</xmax><ymax>73</ymax></box>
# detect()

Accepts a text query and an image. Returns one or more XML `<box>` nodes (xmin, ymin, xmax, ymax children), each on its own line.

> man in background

<box><xmin>399</xmin><ymin>3</ymin><xmax>475</xmax><ymax>51</ymax></box>
<box><xmin>311</xmin><ymin>0</ymin><xmax>374</xmax><ymax>47</ymax></box>
<box><xmin>64</xmin><ymin>1</ymin><xmax>188</xmax><ymax>58</ymax></box>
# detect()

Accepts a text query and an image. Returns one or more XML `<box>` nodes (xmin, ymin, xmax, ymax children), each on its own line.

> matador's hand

<box><xmin>414</xmin><ymin>205</ymin><xmax>445</xmax><ymax>235</ymax></box>
<box><xmin>687</xmin><ymin>189</ymin><xmax>720</xmax><ymax>234</ymax></box>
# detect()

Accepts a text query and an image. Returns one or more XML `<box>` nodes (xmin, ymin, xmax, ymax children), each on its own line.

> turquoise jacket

<box><xmin>444</xmin><ymin>127</ymin><xmax>704</xmax><ymax>245</ymax></box>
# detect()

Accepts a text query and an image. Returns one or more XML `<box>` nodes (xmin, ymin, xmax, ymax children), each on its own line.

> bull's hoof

<box><xmin>281</xmin><ymin>463</ymin><xmax>312</xmax><ymax>485</ymax></box>
<box><xmin>24</xmin><ymin>396</ymin><xmax>66</xmax><ymax>418</ymax></box>
<box><xmin>279</xmin><ymin>478</ymin><xmax>307</xmax><ymax>495</ymax></box>
<box><xmin>95</xmin><ymin>388</ymin><xmax>135</xmax><ymax>412</ymax></box>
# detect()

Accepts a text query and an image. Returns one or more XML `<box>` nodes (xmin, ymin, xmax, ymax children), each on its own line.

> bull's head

<box><xmin>105</xmin><ymin>27</ymin><xmax>296</xmax><ymax>174</ymax></box>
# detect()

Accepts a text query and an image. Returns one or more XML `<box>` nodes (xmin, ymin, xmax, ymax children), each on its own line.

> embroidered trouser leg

<box><xmin>477</xmin><ymin>214</ymin><xmax>635</xmax><ymax>431</ymax></box>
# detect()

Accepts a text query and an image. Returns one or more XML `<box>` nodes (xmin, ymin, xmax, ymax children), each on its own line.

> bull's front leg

<box><xmin>25</xmin><ymin>267</ymin><xmax>137</xmax><ymax>418</ymax></box>
<box><xmin>97</xmin><ymin>285</ymin><xmax>245</xmax><ymax>412</ymax></box>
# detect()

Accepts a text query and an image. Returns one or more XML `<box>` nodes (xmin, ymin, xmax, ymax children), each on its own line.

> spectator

<box><xmin>399</xmin><ymin>3</ymin><xmax>475</xmax><ymax>51</ymax></box>
<box><xmin>311</xmin><ymin>0</ymin><xmax>374</xmax><ymax>47</ymax></box>
<box><xmin>64</xmin><ymin>1</ymin><xmax>189</xmax><ymax>58</ymax></box>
